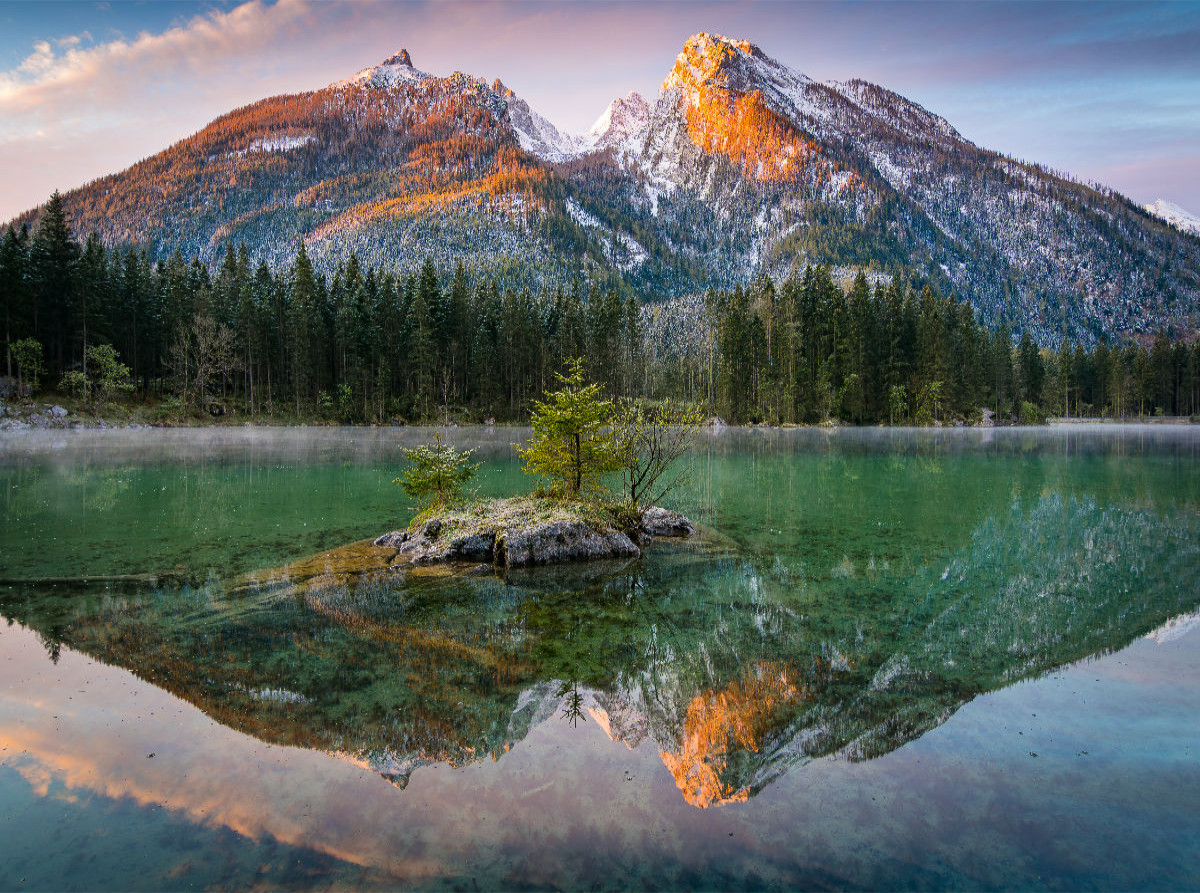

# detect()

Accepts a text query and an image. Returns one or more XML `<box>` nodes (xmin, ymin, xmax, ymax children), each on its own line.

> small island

<box><xmin>376</xmin><ymin>359</ymin><xmax>702</xmax><ymax>571</ymax></box>
<box><xmin>375</xmin><ymin>499</ymin><xmax>695</xmax><ymax>569</ymax></box>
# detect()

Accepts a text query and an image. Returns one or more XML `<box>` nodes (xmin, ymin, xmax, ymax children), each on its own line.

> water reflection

<box><xmin>3</xmin><ymin>489</ymin><xmax>1196</xmax><ymax>810</ymax></box>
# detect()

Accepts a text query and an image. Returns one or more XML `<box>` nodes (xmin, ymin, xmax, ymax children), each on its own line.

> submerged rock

<box><xmin>374</xmin><ymin>499</ymin><xmax>695</xmax><ymax>570</ymax></box>
<box><xmin>640</xmin><ymin>507</ymin><xmax>696</xmax><ymax>538</ymax></box>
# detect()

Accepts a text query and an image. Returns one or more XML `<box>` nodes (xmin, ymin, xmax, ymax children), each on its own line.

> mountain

<box><xmin>1145</xmin><ymin>199</ymin><xmax>1200</xmax><ymax>237</ymax></box>
<box><xmin>13</xmin><ymin>35</ymin><xmax>1200</xmax><ymax>345</ymax></box>
<box><xmin>12</xmin><ymin>49</ymin><xmax>607</xmax><ymax>284</ymax></box>
<box><xmin>583</xmin><ymin>33</ymin><xmax>1200</xmax><ymax>343</ymax></box>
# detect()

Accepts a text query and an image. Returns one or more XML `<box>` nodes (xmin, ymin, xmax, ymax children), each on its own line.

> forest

<box><xmin>3</xmin><ymin>192</ymin><xmax>1198</xmax><ymax>426</ymax></box>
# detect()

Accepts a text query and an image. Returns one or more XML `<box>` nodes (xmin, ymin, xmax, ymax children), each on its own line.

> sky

<box><xmin>1</xmin><ymin>0</ymin><xmax>1198</xmax><ymax>223</ymax></box>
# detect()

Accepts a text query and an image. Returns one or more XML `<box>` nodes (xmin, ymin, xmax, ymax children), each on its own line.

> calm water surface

<box><xmin>0</xmin><ymin>425</ymin><xmax>1198</xmax><ymax>890</ymax></box>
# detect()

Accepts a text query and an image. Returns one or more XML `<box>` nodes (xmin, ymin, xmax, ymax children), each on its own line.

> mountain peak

<box><xmin>669</xmin><ymin>33</ymin><xmax>766</xmax><ymax>87</ymax></box>
<box><xmin>1144</xmin><ymin>199</ymin><xmax>1200</xmax><ymax>236</ymax></box>
<box><xmin>664</xmin><ymin>32</ymin><xmax>805</xmax><ymax>104</ymax></box>
<box><xmin>681</xmin><ymin>32</ymin><xmax>760</xmax><ymax>60</ymax></box>
<box><xmin>589</xmin><ymin>91</ymin><xmax>651</xmax><ymax>151</ymax></box>
<box><xmin>336</xmin><ymin>48</ymin><xmax>429</xmax><ymax>89</ymax></box>
<box><xmin>381</xmin><ymin>49</ymin><xmax>414</xmax><ymax>68</ymax></box>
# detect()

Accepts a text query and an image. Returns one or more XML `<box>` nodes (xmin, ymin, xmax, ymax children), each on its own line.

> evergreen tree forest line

<box><xmin>2</xmin><ymin>193</ymin><xmax>1198</xmax><ymax>425</ymax></box>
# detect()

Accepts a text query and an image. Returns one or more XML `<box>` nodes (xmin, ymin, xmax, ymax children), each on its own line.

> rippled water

<box><xmin>1</xmin><ymin>425</ymin><xmax>1198</xmax><ymax>890</ymax></box>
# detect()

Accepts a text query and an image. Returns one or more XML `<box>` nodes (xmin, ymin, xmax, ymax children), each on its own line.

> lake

<box><xmin>1</xmin><ymin>425</ymin><xmax>1198</xmax><ymax>891</ymax></box>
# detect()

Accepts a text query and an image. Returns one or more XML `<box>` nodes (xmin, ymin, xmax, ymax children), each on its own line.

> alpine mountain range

<box><xmin>10</xmin><ymin>33</ymin><xmax>1200</xmax><ymax>347</ymax></box>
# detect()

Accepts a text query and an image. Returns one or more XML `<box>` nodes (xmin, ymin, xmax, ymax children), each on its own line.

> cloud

<box><xmin>0</xmin><ymin>0</ymin><xmax>364</xmax><ymax>217</ymax></box>
<box><xmin>0</xmin><ymin>0</ymin><xmax>320</xmax><ymax>113</ymax></box>
<box><xmin>14</xmin><ymin>40</ymin><xmax>57</xmax><ymax>79</ymax></box>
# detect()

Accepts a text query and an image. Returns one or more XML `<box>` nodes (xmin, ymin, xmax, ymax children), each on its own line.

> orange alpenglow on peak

<box><xmin>667</xmin><ymin>33</ymin><xmax>761</xmax><ymax>90</ymax></box>
<box><xmin>664</xmin><ymin>33</ymin><xmax>828</xmax><ymax>184</ymax></box>
<box><xmin>683</xmin><ymin>32</ymin><xmax>759</xmax><ymax>58</ymax></box>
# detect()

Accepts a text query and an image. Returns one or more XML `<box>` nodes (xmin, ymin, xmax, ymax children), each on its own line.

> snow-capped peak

<box><xmin>663</xmin><ymin>33</ymin><xmax>820</xmax><ymax>127</ymax></box>
<box><xmin>589</xmin><ymin>92</ymin><xmax>651</xmax><ymax>149</ymax></box>
<box><xmin>336</xmin><ymin>48</ymin><xmax>430</xmax><ymax>89</ymax></box>
<box><xmin>1144</xmin><ymin>199</ymin><xmax>1200</xmax><ymax>237</ymax></box>
<box><xmin>664</xmin><ymin>33</ymin><xmax>777</xmax><ymax>98</ymax></box>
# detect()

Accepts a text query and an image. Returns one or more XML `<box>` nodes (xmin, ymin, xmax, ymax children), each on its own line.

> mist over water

<box><xmin>1</xmin><ymin>425</ymin><xmax>1198</xmax><ymax>890</ymax></box>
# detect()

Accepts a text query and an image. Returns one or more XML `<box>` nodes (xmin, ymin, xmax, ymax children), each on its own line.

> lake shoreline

<box><xmin>3</xmin><ymin>399</ymin><xmax>1196</xmax><ymax>435</ymax></box>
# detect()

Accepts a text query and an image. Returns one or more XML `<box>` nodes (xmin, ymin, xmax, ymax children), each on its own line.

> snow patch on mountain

<box><xmin>1145</xmin><ymin>199</ymin><xmax>1200</xmax><ymax>236</ymax></box>
<box><xmin>868</xmin><ymin>150</ymin><xmax>910</xmax><ymax>190</ymax></box>
<box><xmin>565</xmin><ymin>197</ymin><xmax>604</xmax><ymax>229</ymax></box>
<box><xmin>227</xmin><ymin>134</ymin><xmax>316</xmax><ymax>158</ymax></box>
<box><xmin>248</xmin><ymin>135</ymin><xmax>316</xmax><ymax>153</ymax></box>
<box><xmin>565</xmin><ymin>197</ymin><xmax>648</xmax><ymax>270</ymax></box>
<box><xmin>643</xmin><ymin>181</ymin><xmax>667</xmax><ymax>217</ymax></box>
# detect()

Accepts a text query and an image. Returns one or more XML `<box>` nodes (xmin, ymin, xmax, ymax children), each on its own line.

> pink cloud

<box><xmin>0</xmin><ymin>0</ymin><xmax>319</xmax><ymax>112</ymax></box>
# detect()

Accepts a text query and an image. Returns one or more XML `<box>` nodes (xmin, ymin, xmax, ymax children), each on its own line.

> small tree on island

<box><xmin>612</xmin><ymin>399</ymin><xmax>704</xmax><ymax>511</ymax></box>
<box><xmin>518</xmin><ymin>358</ymin><xmax>622</xmax><ymax>498</ymax></box>
<box><xmin>393</xmin><ymin>433</ymin><xmax>480</xmax><ymax>511</ymax></box>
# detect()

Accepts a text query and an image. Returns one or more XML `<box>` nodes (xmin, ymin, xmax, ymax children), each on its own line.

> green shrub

<box><xmin>393</xmin><ymin>434</ymin><xmax>480</xmax><ymax>510</ymax></box>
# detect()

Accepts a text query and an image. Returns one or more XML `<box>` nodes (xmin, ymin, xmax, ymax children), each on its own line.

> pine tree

<box><xmin>519</xmin><ymin>358</ymin><xmax>621</xmax><ymax>497</ymax></box>
<box><xmin>289</xmin><ymin>241</ymin><xmax>321</xmax><ymax>413</ymax></box>
<box><xmin>0</xmin><ymin>225</ymin><xmax>31</xmax><ymax>378</ymax></box>
<box><xmin>393</xmin><ymin>433</ymin><xmax>480</xmax><ymax>510</ymax></box>
<box><xmin>408</xmin><ymin>264</ymin><xmax>436</xmax><ymax>419</ymax></box>
<box><xmin>29</xmin><ymin>192</ymin><xmax>79</xmax><ymax>375</ymax></box>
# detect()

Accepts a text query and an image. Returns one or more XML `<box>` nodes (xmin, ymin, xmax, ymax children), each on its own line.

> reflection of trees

<box><xmin>2</xmin><ymin>492</ymin><xmax>1198</xmax><ymax>806</ymax></box>
<box><xmin>555</xmin><ymin>681</ymin><xmax>586</xmax><ymax>727</ymax></box>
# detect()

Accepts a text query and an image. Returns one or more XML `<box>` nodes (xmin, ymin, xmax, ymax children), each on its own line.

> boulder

<box><xmin>375</xmin><ymin>521</ymin><xmax>496</xmax><ymax>565</ymax></box>
<box><xmin>497</xmin><ymin>521</ymin><xmax>640</xmax><ymax>569</ymax></box>
<box><xmin>640</xmin><ymin>507</ymin><xmax>695</xmax><ymax>538</ymax></box>
<box><xmin>448</xmin><ymin>531</ymin><xmax>496</xmax><ymax>561</ymax></box>
<box><xmin>373</xmin><ymin>530</ymin><xmax>409</xmax><ymax>548</ymax></box>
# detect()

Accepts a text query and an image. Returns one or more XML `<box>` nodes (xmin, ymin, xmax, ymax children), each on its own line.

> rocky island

<box><xmin>374</xmin><ymin>498</ymin><xmax>695</xmax><ymax>570</ymax></box>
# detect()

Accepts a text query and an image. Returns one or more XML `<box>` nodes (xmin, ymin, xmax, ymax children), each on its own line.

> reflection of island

<box><xmin>3</xmin><ymin>493</ymin><xmax>1198</xmax><ymax>807</ymax></box>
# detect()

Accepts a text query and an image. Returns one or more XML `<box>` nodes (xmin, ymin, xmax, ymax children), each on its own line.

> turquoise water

<box><xmin>0</xmin><ymin>425</ymin><xmax>1198</xmax><ymax>890</ymax></box>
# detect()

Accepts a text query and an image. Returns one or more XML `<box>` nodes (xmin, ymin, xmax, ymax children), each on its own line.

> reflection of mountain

<box><xmin>3</xmin><ymin>494</ymin><xmax>1197</xmax><ymax>807</ymax></box>
<box><xmin>656</xmin><ymin>662</ymin><xmax>812</xmax><ymax>808</ymax></box>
